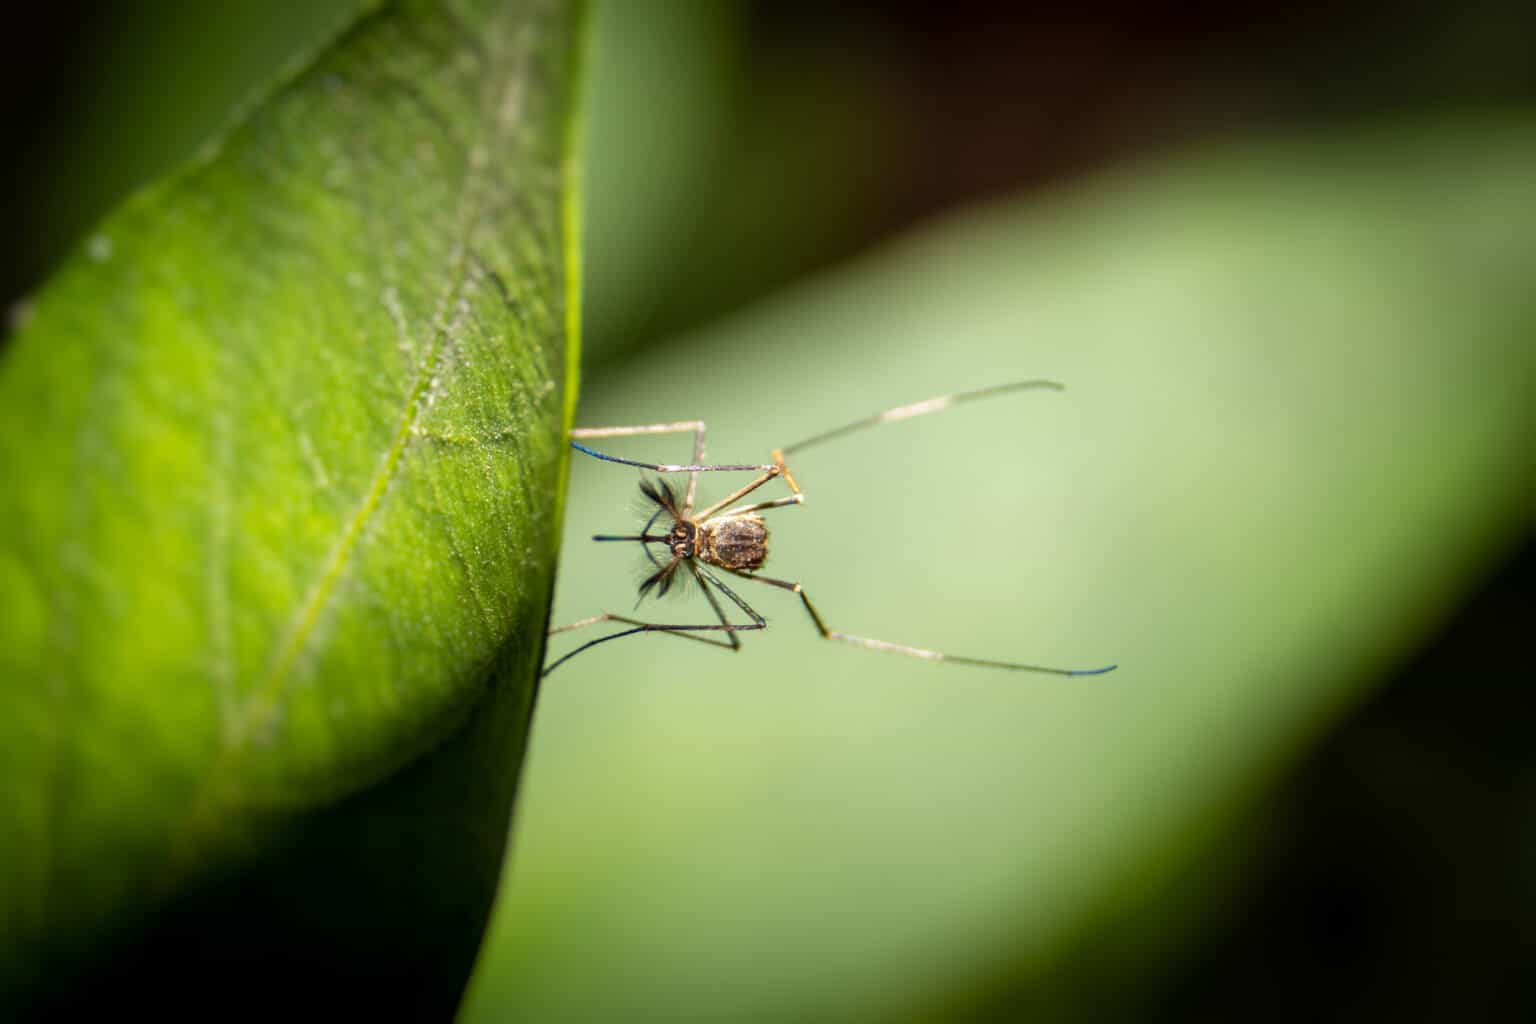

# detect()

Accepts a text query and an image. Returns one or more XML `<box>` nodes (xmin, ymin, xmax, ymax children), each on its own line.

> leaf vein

<box><xmin>229</xmin><ymin>20</ymin><xmax>532</xmax><ymax>751</ymax></box>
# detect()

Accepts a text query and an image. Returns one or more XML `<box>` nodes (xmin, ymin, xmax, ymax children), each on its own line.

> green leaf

<box><xmin>11</xmin><ymin>0</ymin><xmax>361</xmax><ymax>300</ymax></box>
<box><xmin>0</xmin><ymin>0</ymin><xmax>584</xmax><ymax>1015</ymax></box>
<box><xmin>463</xmin><ymin>117</ymin><xmax>1535</xmax><ymax>1020</ymax></box>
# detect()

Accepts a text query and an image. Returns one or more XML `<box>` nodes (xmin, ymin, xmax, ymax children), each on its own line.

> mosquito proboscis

<box><xmin>543</xmin><ymin>380</ymin><xmax>1116</xmax><ymax>679</ymax></box>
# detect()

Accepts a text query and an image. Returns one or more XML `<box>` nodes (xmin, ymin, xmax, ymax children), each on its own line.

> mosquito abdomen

<box><xmin>700</xmin><ymin>515</ymin><xmax>768</xmax><ymax>571</ymax></box>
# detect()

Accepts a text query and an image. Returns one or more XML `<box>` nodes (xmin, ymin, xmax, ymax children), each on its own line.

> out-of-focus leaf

<box><xmin>464</xmin><ymin>118</ymin><xmax>1535</xmax><ymax>1021</ymax></box>
<box><xmin>579</xmin><ymin>0</ymin><xmax>740</xmax><ymax>358</ymax></box>
<box><xmin>10</xmin><ymin>0</ymin><xmax>361</xmax><ymax>306</ymax></box>
<box><xmin>0</xmin><ymin>0</ymin><xmax>583</xmax><ymax>1016</ymax></box>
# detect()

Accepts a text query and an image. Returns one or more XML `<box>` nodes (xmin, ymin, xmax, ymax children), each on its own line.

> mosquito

<box><xmin>542</xmin><ymin>380</ymin><xmax>1117</xmax><ymax>679</ymax></box>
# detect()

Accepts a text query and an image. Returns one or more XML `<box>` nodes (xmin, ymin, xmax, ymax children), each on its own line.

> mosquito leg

<box><xmin>570</xmin><ymin>421</ymin><xmax>772</xmax><ymax>487</ymax></box>
<box><xmin>718</xmin><ymin>493</ymin><xmax>805</xmax><ymax>517</ymax></box>
<box><xmin>571</xmin><ymin>421</ymin><xmax>713</xmax><ymax>513</ymax></box>
<box><xmin>770</xmin><ymin>449</ymin><xmax>802</xmax><ymax>497</ymax></box>
<box><xmin>732</xmin><ymin>571</ymin><xmax>1116</xmax><ymax>677</ymax></box>
<box><xmin>549</xmin><ymin>612</ymin><xmax>739</xmax><ymax>648</ymax></box>
<box><xmin>692</xmin><ymin>562</ymin><xmax>744</xmax><ymax>652</ymax></box>
<box><xmin>544</xmin><ymin>623</ymin><xmax>728</xmax><ymax>678</ymax></box>
<box><xmin>691</xmin><ymin>468</ymin><xmax>787</xmax><ymax>520</ymax></box>
<box><xmin>570</xmin><ymin>422</ymin><xmax>707</xmax><ymax>445</ymax></box>
<box><xmin>542</xmin><ymin>610</ymin><xmax>763</xmax><ymax>677</ymax></box>
<box><xmin>569</xmin><ymin>444</ymin><xmax>774</xmax><ymax>475</ymax></box>
<box><xmin>542</xmin><ymin>566</ymin><xmax>769</xmax><ymax>676</ymax></box>
<box><xmin>775</xmin><ymin>380</ymin><xmax>1066</xmax><ymax>458</ymax></box>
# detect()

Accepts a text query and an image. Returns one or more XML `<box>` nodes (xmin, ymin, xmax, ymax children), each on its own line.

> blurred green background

<box><xmin>5</xmin><ymin>1</ymin><xmax>1533</xmax><ymax>1021</ymax></box>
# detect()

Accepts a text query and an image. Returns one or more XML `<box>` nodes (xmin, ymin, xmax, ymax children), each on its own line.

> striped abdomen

<box><xmin>699</xmin><ymin>515</ymin><xmax>768</xmax><ymax>571</ymax></box>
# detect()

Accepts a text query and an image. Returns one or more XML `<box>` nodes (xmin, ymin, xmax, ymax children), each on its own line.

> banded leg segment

<box><xmin>542</xmin><ymin>566</ymin><xmax>768</xmax><ymax>677</ymax></box>
<box><xmin>775</xmin><ymin>380</ymin><xmax>1066</xmax><ymax>458</ymax></box>
<box><xmin>718</xmin><ymin>493</ymin><xmax>804</xmax><ymax>518</ymax></box>
<box><xmin>692</xmin><ymin>467</ymin><xmax>792</xmax><ymax>520</ymax></box>
<box><xmin>571</xmin><ymin>421</ymin><xmax>775</xmax><ymax>514</ymax></box>
<box><xmin>572</xmin><ymin>421</ymin><xmax>707</xmax><ymax>514</ymax></box>
<box><xmin>760</xmin><ymin>381</ymin><xmax>1063</xmax><ymax>515</ymax></box>
<box><xmin>734</xmin><ymin>571</ymin><xmax>1116</xmax><ymax>677</ymax></box>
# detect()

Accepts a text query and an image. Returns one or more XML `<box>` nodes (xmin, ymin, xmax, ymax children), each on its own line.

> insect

<box><xmin>543</xmin><ymin>380</ymin><xmax>1116</xmax><ymax>678</ymax></box>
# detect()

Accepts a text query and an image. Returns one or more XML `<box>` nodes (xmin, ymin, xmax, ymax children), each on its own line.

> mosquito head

<box><xmin>632</xmin><ymin>478</ymin><xmax>699</xmax><ymax>558</ymax></box>
<box><xmin>666</xmin><ymin>520</ymin><xmax>698</xmax><ymax>560</ymax></box>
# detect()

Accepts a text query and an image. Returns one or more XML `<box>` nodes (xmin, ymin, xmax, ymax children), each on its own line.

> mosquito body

<box><xmin>543</xmin><ymin>380</ymin><xmax>1116</xmax><ymax>679</ymax></box>
<box><xmin>680</xmin><ymin>508</ymin><xmax>767</xmax><ymax>573</ymax></box>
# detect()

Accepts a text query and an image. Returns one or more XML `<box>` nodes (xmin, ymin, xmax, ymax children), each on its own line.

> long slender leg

<box><xmin>570</xmin><ymin>419</ymin><xmax>774</xmax><ymax>515</ymax></box>
<box><xmin>548</xmin><ymin>612</ymin><xmax>739</xmax><ymax>649</ymax></box>
<box><xmin>570</xmin><ymin>443</ymin><xmax>774</xmax><ymax>475</ymax></box>
<box><xmin>691</xmin><ymin>562</ymin><xmax>744</xmax><ymax>652</ymax></box>
<box><xmin>767</xmin><ymin>381</ymin><xmax>1066</xmax><ymax>502</ymax></box>
<box><xmin>718</xmin><ymin>494</ymin><xmax>804</xmax><ymax>517</ymax></box>
<box><xmin>572</xmin><ymin>421</ymin><xmax>712</xmax><ymax>513</ymax></box>
<box><xmin>542</xmin><ymin>612</ymin><xmax>760</xmax><ymax>678</ymax></box>
<box><xmin>770</xmin><ymin>449</ymin><xmax>802</xmax><ymax>497</ymax></box>
<box><xmin>691</xmin><ymin>468</ymin><xmax>788</xmax><ymax>520</ymax></box>
<box><xmin>774</xmin><ymin>380</ymin><xmax>1065</xmax><ymax>458</ymax></box>
<box><xmin>571</xmin><ymin>421</ymin><xmax>705</xmax><ymax>445</ymax></box>
<box><xmin>541</xmin><ymin>565</ymin><xmax>768</xmax><ymax>677</ymax></box>
<box><xmin>731</xmin><ymin>570</ymin><xmax>1117</xmax><ymax>677</ymax></box>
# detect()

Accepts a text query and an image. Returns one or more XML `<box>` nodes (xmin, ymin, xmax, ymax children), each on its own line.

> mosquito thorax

<box><xmin>699</xmin><ymin>514</ymin><xmax>768</xmax><ymax>571</ymax></box>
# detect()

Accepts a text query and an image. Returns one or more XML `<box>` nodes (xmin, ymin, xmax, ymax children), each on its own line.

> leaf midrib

<box><xmin>165</xmin><ymin>9</ymin><xmax>537</xmax><ymax>876</ymax></box>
